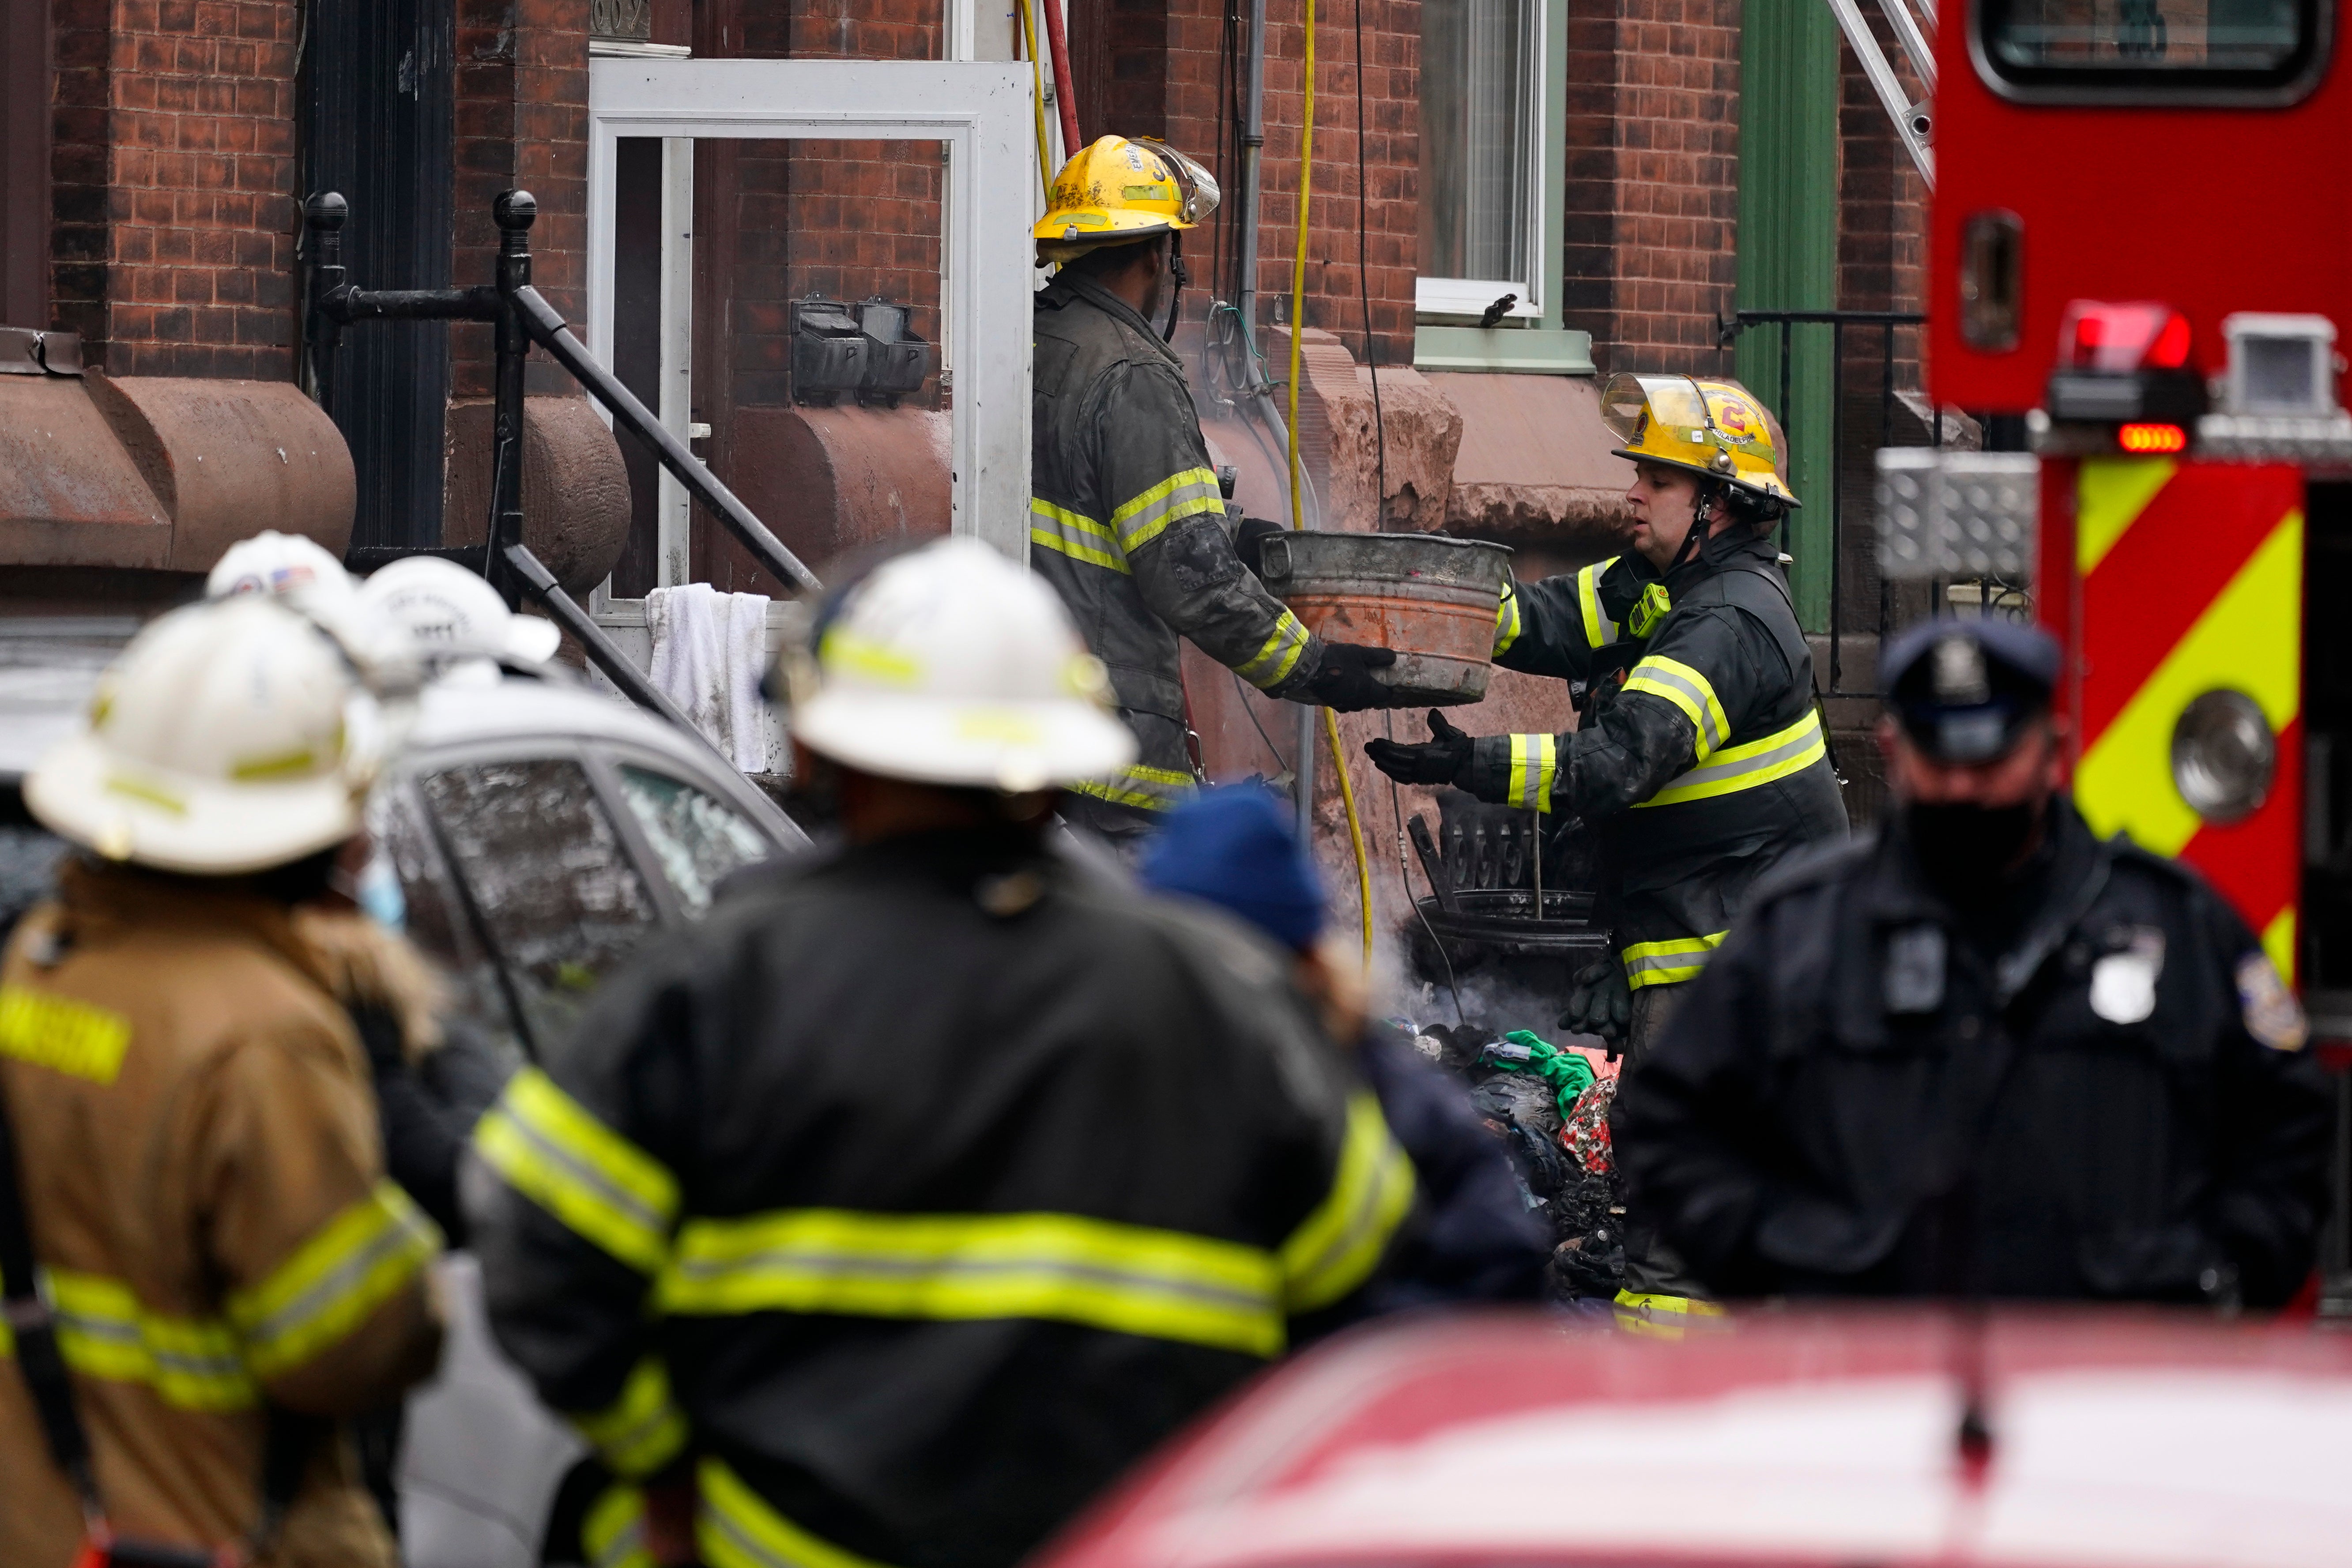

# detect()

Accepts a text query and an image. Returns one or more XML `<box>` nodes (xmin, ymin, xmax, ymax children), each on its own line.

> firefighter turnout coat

<box><xmin>1468</xmin><ymin>527</ymin><xmax>1849</xmax><ymax>989</ymax></box>
<box><xmin>1031</xmin><ymin>275</ymin><xmax>1323</xmax><ymax>814</ymax></box>
<box><xmin>0</xmin><ymin>861</ymin><xmax>445</xmax><ymax>1568</ymax></box>
<box><xmin>472</xmin><ymin>827</ymin><xmax>1417</xmax><ymax>1568</ymax></box>
<box><xmin>1613</xmin><ymin>797</ymin><xmax>2333</xmax><ymax>1304</ymax></box>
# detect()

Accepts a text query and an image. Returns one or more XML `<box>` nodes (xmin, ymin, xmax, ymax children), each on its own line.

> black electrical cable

<box><xmin>1353</xmin><ymin>0</ymin><xmax>1387</xmax><ymax>513</ymax></box>
<box><xmin>1385</xmin><ymin>709</ymin><xmax>1463</xmax><ymax>1024</ymax></box>
<box><xmin>1232</xmin><ymin>671</ymin><xmax>1293</xmax><ymax>778</ymax></box>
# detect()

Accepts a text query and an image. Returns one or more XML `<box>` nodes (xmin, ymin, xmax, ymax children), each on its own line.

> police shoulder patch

<box><xmin>2234</xmin><ymin>952</ymin><xmax>2309</xmax><ymax>1052</ymax></box>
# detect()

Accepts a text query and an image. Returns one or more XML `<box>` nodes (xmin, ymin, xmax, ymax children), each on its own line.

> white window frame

<box><xmin>1413</xmin><ymin>0</ymin><xmax>1556</xmax><ymax>323</ymax></box>
<box><xmin>583</xmin><ymin>57</ymin><xmax>1037</xmax><ymax>619</ymax></box>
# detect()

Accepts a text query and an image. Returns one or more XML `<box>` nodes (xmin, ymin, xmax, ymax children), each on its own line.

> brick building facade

<box><xmin>2</xmin><ymin>0</ymin><xmax>1929</xmax><ymax>925</ymax></box>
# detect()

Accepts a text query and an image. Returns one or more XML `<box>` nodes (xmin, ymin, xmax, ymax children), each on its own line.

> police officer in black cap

<box><xmin>1613</xmin><ymin>616</ymin><xmax>2333</xmax><ymax>1305</ymax></box>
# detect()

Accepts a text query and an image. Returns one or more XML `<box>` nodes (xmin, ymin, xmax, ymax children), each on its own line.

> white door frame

<box><xmin>585</xmin><ymin>58</ymin><xmax>1037</xmax><ymax>577</ymax></box>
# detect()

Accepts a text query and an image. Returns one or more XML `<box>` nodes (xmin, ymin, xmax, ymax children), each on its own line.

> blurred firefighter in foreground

<box><xmin>1617</xmin><ymin>618</ymin><xmax>2332</xmax><ymax>1305</ymax></box>
<box><xmin>1031</xmin><ymin>135</ymin><xmax>1398</xmax><ymax>842</ymax></box>
<box><xmin>1365</xmin><ymin>373</ymin><xmax>1848</xmax><ymax>1324</ymax></box>
<box><xmin>0</xmin><ymin>598</ymin><xmax>445</xmax><ymax>1568</ymax></box>
<box><xmin>472</xmin><ymin>537</ymin><xmax>1419</xmax><ymax>1568</ymax></box>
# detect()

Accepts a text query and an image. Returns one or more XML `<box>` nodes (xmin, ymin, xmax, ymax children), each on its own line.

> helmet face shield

<box><xmin>1134</xmin><ymin>139</ymin><xmax>1221</xmax><ymax>226</ymax></box>
<box><xmin>1601</xmin><ymin>372</ymin><xmax>1801</xmax><ymax>509</ymax></box>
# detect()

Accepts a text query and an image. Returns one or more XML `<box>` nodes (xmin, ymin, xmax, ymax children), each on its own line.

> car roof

<box><xmin>1037</xmin><ymin>1309</ymin><xmax>2352</xmax><ymax>1568</ymax></box>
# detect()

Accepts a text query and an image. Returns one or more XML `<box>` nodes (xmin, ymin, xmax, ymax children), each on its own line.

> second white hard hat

<box><xmin>358</xmin><ymin>555</ymin><xmax>563</xmax><ymax>667</ymax></box>
<box><xmin>27</xmin><ymin>597</ymin><xmax>381</xmax><ymax>874</ymax></box>
<box><xmin>784</xmin><ymin>536</ymin><xmax>1135</xmax><ymax>792</ymax></box>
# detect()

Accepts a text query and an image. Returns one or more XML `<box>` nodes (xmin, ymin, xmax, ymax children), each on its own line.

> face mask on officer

<box><xmin>1877</xmin><ymin>626</ymin><xmax>2069</xmax><ymax>899</ymax></box>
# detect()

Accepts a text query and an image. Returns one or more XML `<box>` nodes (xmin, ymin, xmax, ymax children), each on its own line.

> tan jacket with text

<box><xmin>0</xmin><ymin>860</ymin><xmax>444</xmax><ymax>1568</ymax></box>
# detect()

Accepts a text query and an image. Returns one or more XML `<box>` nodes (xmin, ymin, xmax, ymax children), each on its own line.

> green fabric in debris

<box><xmin>1495</xmin><ymin>1029</ymin><xmax>1597</xmax><ymax>1120</ymax></box>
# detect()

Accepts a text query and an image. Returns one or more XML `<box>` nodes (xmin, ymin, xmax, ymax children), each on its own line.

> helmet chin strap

<box><xmin>1161</xmin><ymin>234</ymin><xmax>1188</xmax><ymax>341</ymax></box>
<box><xmin>1666</xmin><ymin>485</ymin><xmax>1720</xmax><ymax>572</ymax></box>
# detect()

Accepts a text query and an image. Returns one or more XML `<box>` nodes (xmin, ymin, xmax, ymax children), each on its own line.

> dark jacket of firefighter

<box><xmin>471</xmin><ymin>828</ymin><xmax>1418</xmax><ymax>1568</ymax></box>
<box><xmin>1030</xmin><ymin>275</ymin><xmax>1324</xmax><ymax>814</ymax></box>
<box><xmin>1464</xmin><ymin>525</ymin><xmax>1849</xmax><ymax>990</ymax></box>
<box><xmin>1613</xmin><ymin>796</ymin><xmax>2333</xmax><ymax>1307</ymax></box>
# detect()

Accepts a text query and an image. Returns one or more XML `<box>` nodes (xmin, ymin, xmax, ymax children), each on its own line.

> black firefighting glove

<box><xmin>1364</xmin><ymin>709</ymin><xmax>1473</xmax><ymax>786</ymax></box>
<box><xmin>1234</xmin><ymin>516</ymin><xmax>1286</xmax><ymax>579</ymax></box>
<box><xmin>1559</xmin><ymin>956</ymin><xmax>1631</xmax><ymax>1052</ymax></box>
<box><xmin>1305</xmin><ymin>642</ymin><xmax>1398</xmax><ymax>712</ymax></box>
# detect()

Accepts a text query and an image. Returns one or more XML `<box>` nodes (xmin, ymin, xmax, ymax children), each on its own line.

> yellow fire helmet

<box><xmin>1035</xmin><ymin>136</ymin><xmax>1221</xmax><ymax>264</ymax></box>
<box><xmin>1599</xmin><ymin>372</ymin><xmax>1801</xmax><ymax>509</ymax></box>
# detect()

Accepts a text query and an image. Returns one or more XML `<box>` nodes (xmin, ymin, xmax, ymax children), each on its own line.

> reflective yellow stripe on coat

<box><xmin>1576</xmin><ymin>558</ymin><xmax>1620</xmax><ymax>649</ymax></box>
<box><xmin>1029</xmin><ymin>499</ymin><xmax>1127</xmax><ymax>573</ymax></box>
<box><xmin>1622</xmin><ymin>656</ymin><xmax>1729</xmax><ymax>759</ymax></box>
<box><xmin>574</xmin><ymin>1355</ymin><xmax>689</xmax><ymax>1479</ymax></box>
<box><xmin>1234</xmin><ymin>611</ymin><xmax>1311</xmax><ymax>690</ymax></box>
<box><xmin>652</xmin><ymin>1093</ymin><xmax>1412</xmax><ymax>1359</ymax></box>
<box><xmin>699</xmin><ymin>1456</ymin><xmax>899</xmax><ymax>1568</ymax></box>
<box><xmin>1621</xmin><ymin>931</ymin><xmax>1728</xmax><ymax>990</ymax></box>
<box><xmin>226</xmin><ymin>1181</ymin><xmax>441</xmax><ymax>1378</ymax></box>
<box><xmin>1635</xmin><ymin>709</ymin><xmax>1826</xmax><ymax>809</ymax></box>
<box><xmin>1506</xmin><ymin>734</ymin><xmax>1557</xmax><ymax>813</ymax></box>
<box><xmin>0</xmin><ymin>1268</ymin><xmax>259</xmax><ymax>1411</ymax></box>
<box><xmin>1492</xmin><ymin>581</ymin><xmax>1523</xmax><ymax>658</ymax></box>
<box><xmin>1110</xmin><ymin>466</ymin><xmax>1225</xmax><ymax>553</ymax></box>
<box><xmin>1070</xmin><ymin>762</ymin><xmax>1198</xmax><ymax>814</ymax></box>
<box><xmin>475</xmin><ymin>1067</ymin><xmax>680</xmax><ymax>1274</ymax></box>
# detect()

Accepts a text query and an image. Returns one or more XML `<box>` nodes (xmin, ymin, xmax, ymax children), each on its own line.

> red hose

<box><xmin>1040</xmin><ymin>0</ymin><xmax>1082</xmax><ymax>160</ymax></box>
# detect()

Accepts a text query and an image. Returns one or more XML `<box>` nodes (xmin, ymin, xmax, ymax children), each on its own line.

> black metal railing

<box><xmin>303</xmin><ymin>187</ymin><xmax>823</xmax><ymax>759</ymax></box>
<box><xmin>1718</xmin><ymin>309</ymin><xmax>1938</xmax><ymax>697</ymax></box>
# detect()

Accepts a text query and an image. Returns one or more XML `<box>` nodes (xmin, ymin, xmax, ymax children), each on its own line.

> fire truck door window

<box><xmin>613</xmin><ymin>762</ymin><xmax>774</xmax><ymax>914</ymax></box>
<box><xmin>1978</xmin><ymin>0</ymin><xmax>2320</xmax><ymax>96</ymax></box>
<box><xmin>418</xmin><ymin>758</ymin><xmax>660</xmax><ymax>1055</ymax></box>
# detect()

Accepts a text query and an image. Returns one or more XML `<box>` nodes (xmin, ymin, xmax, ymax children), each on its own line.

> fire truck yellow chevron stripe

<box><xmin>2076</xmin><ymin>508</ymin><xmax>2302</xmax><ymax>857</ymax></box>
<box><xmin>2076</xmin><ymin>457</ymin><xmax>2178</xmax><ymax>575</ymax></box>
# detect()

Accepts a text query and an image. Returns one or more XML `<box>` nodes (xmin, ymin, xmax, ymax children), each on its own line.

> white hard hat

<box><xmin>27</xmin><ymin>598</ymin><xmax>381</xmax><ymax>874</ymax></box>
<box><xmin>358</xmin><ymin>555</ymin><xmax>563</xmax><ymax>667</ymax></box>
<box><xmin>207</xmin><ymin>529</ymin><xmax>358</xmax><ymax>612</ymax></box>
<box><xmin>205</xmin><ymin>529</ymin><xmax>405</xmax><ymax>678</ymax></box>
<box><xmin>785</xmin><ymin>536</ymin><xmax>1135</xmax><ymax>792</ymax></box>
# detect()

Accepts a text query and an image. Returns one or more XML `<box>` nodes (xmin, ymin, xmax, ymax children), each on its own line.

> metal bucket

<box><xmin>1257</xmin><ymin>531</ymin><xmax>1513</xmax><ymax>707</ymax></box>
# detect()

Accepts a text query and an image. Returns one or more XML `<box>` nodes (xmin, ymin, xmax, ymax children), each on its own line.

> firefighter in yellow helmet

<box><xmin>1031</xmin><ymin>136</ymin><xmax>1397</xmax><ymax>845</ymax></box>
<box><xmin>1366</xmin><ymin>373</ymin><xmax>1848</xmax><ymax>1328</ymax></box>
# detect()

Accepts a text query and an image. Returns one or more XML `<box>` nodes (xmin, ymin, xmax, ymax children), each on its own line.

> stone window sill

<box><xmin>1413</xmin><ymin>324</ymin><xmax>1594</xmax><ymax>376</ymax></box>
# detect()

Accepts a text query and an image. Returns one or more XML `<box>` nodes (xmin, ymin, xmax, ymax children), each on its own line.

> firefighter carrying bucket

<box><xmin>1366</xmin><ymin>372</ymin><xmax>1848</xmax><ymax>1323</ymax></box>
<box><xmin>1028</xmin><ymin>135</ymin><xmax>1398</xmax><ymax>848</ymax></box>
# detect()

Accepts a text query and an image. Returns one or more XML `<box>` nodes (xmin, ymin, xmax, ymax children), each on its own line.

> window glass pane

<box><xmin>418</xmin><ymin>759</ymin><xmax>660</xmax><ymax>1055</ymax></box>
<box><xmin>376</xmin><ymin>783</ymin><xmax>522</xmax><ymax>1050</ymax></box>
<box><xmin>1419</xmin><ymin>0</ymin><xmax>1534</xmax><ymax>283</ymax></box>
<box><xmin>1981</xmin><ymin>0</ymin><xmax>2311</xmax><ymax>83</ymax></box>
<box><xmin>614</xmin><ymin>764</ymin><xmax>774</xmax><ymax>914</ymax></box>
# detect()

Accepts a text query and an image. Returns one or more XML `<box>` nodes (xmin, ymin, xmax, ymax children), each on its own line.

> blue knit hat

<box><xmin>1138</xmin><ymin>785</ymin><xmax>1327</xmax><ymax>951</ymax></box>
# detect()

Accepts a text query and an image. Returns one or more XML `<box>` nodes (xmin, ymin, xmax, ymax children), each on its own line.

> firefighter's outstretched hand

<box><xmin>1305</xmin><ymin>641</ymin><xmax>1398</xmax><ymax>712</ymax></box>
<box><xmin>1364</xmin><ymin>709</ymin><xmax>1473</xmax><ymax>786</ymax></box>
<box><xmin>1559</xmin><ymin>957</ymin><xmax>1631</xmax><ymax>1050</ymax></box>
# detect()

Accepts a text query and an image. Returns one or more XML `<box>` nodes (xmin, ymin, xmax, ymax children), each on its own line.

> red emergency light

<box><xmin>2117</xmin><ymin>422</ymin><xmax>2189</xmax><ymax>454</ymax></box>
<box><xmin>2060</xmin><ymin>302</ymin><xmax>2195</xmax><ymax>374</ymax></box>
<box><xmin>2046</xmin><ymin>301</ymin><xmax>2207</xmax><ymax>426</ymax></box>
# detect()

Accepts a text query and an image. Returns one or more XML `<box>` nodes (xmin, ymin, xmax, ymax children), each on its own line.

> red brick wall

<box><xmin>1559</xmin><ymin>0</ymin><xmax>1742</xmax><ymax>376</ymax></box>
<box><xmin>451</xmin><ymin>0</ymin><xmax>591</xmax><ymax>397</ymax></box>
<box><xmin>51</xmin><ymin>0</ymin><xmax>301</xmax><ymax>377</ymax></box>
<box><xmin>1073</xmin><ymin>0</ymin><xmax>1421</xmax><ymax>372</ymax></box>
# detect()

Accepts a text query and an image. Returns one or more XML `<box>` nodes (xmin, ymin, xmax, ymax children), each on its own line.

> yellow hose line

<box><xmin>1324</xmin><ymin>708</ymin><xmax>1372</xmax><ymax>965</ymax></box>
<box><xmin>1286</xmin><ymin>4</ymin><xmax>1371</xmax><ymax>968</ymax></box>
<box><xmin>1285</xmin><ymin>0</ymin><xmax>1314</xmax><ymax>532</ymax></box>
<box><xmin>1020</xmin><ymin>0</ymin><xmax>1053</xmax><ymax>200</ymax></box>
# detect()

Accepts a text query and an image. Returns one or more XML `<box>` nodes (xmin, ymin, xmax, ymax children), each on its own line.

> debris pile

<box><xmin>1411</xmin><ymin>1022</ymin><xmax>1625</xmax><ymax>1306</ymax></box>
